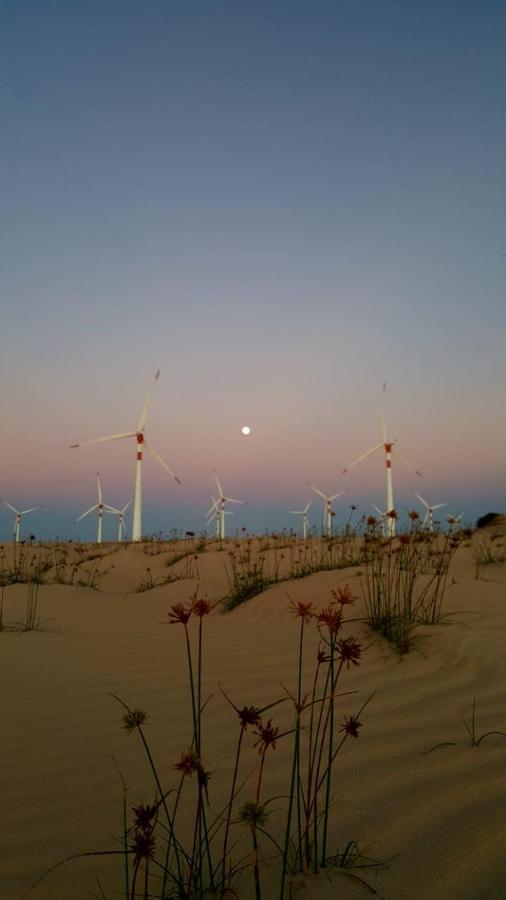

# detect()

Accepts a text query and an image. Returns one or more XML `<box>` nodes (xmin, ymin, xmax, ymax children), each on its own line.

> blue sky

<box><xmin>0</xmin><ymin>1</ymin><xmax>504</xmax><ymax>539</ymax></box>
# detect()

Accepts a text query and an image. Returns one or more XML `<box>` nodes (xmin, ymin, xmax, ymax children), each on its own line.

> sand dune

<box><xmin>1</xmin><ymin>533</ymin><xmax>505</xmax><ymax>899</ymax></box>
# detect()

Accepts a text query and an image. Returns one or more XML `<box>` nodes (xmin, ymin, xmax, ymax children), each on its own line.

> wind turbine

<box><xmin>205</xmin><ymin>494</ymin><xmax>233</xmax><ymax>539</ymax></box>
<box><xmin>105</xmin><ymin>500</ymin><xmax>133</xmax><ymax>542</ymax></box>
<box><xmin>372</xmin><ymin>503</ymin><xmax>387</xmax><ymax>537</ymax></box>
<box><xmin>308</xmin><ymin>485</ymin><xmax>346</xmax><ymax>538</ymax></box>
<box><xmin>447</xmin><ymin>512</ymin><xmax>464</xmax><ymax>532</ymax></box>
<box><xmin>70</xmin><ymin>370</ymin><xmax>181</xmax><ymax>541</ymax></box>
<box><xmin>342</xmin><ymin>383</ymin><xmax>422</xmax><ymax>537</ymax></box>
<box><xmin>413</xmin><ymin>490</ymin><xmax>448</xmax><ymax>532</ymax></box>
<box><xmin>75</xmin><ymin>472</ymin><xmax>115</xmax><ymax>543</ymax></box>
<box><xmin>207</xmin><ymin>470</ymin><xmax>246</xmax><ymax>540</ymax></box>
<box><xmin>289</xmin><ymin>499</ymin><xmax>312</xmax><ymax>539</ymax></box>
<box><xmin>1</xmin><ymin>500</ymin><xmax>41</xmax><ymax>543</ymax></box>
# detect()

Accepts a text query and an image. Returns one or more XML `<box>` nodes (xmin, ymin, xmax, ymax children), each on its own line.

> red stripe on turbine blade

<box><xmin>386</xmin><ymin>460</ymin><xmax>392</xmax><ymax>468</ymax></box>
<box><xmin>137</xmin><ymin>452</ymin><xmax>142</xmax><ymax>460</ymax></box>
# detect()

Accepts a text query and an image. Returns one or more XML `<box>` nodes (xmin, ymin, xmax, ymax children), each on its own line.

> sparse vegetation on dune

<box><xmin>37</xmin><ymin>588</ymin><xmax>380</xmax><ymax>899</ymax></box>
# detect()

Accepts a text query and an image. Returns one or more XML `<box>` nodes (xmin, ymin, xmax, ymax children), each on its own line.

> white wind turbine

<box><xmin>75</xmin><ymin>472</ymin><xmax>115</xmax><ymax>543</ymax></box>
<box><xmin>372</xmin><ymin>503</ymin><xmax>388</xmax><ymax>537</ymax></box>
<box><xmin>205</xmin><ymin>494</ymin><xmax>233</xmax><ymax>539</ymax></box>
<box><xmin>308</xmin><ymin>484</ymin><xmax>346</xmax><ymax>538</ymax></box>
<box><xmin>1</xmin><ymin>500</ymin><xmax>41</xmax><ymax>543</ymax></box>
<box><xmin>413</xmin><ymin>490</ymin><xmax>448</xmax><ymax>532</ymax></box>
<box><xmin>342</xmin><ymin>383</ymin><xmax>422</xmax><ymax>538</ymax></box>
<box><xmin>447</xmin><ymin>512</ymin><xmax>464</xmax><ymax>532</ymax></box>
<box><xmin>206</xmin><ymin>470</ymin><xmax>246</xmax><ymax>540</ymax></box>
<box><xmin>105</xmin><ymin>500</ymin><xmax>133</xmax><ymax>542</ymax></box>
<box><xmin>70</xmin><ymin>370</ymin><xmax>181</xmax><ymax>541</ymax></box>
<box><xmin>289</xmin><ymin>499</ymin><xmax>312</xmax><ymax>539</ymax></box>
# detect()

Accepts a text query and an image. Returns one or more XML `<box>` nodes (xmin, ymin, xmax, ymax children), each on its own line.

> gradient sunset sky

<box><xmin>1</xmin><ymin>1</ymin><xmax>504</xmax><ymax>540</ymax></box>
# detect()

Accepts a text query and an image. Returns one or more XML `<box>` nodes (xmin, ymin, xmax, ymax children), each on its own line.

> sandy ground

<box><xmin>1</xmin><ymin>532</ymin><xmax>506</xmax><ymax>900</ymax></box>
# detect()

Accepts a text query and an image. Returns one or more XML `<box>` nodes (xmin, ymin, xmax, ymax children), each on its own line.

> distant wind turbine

<box><xmin>342</xmin><ymin>383</ymin><xmax>422</xmax><ymax>537</ymax></box>
<box><xmin>105</xmin><ymin>499</ymin><xmax>133</xmax><ymax>542</ymax></box>
<box><xmin>308</xmin><ymin>484</ymin><xmax>346</xmax><ymax>538</ymax></box>
<box><xmin>70</xmin><ymin>370</ymin><xmax>181</xmax><ymax>541</ymax></box>
<box><xmin>447</xmin><ymin>512</ymin><xmax>464</xmax><ymax>532</ymax></box>
<box><xmin>413</xmin><ymin>490</ymin><xmax>448</xmax><ymax>532</ymax></box>
<box><xmin>372</xmin><ymin>503</ymin><xmax>387</xmax><ymax>537</ymax></box>
<box><xmin>75</xmin><ymin>472</ymin><xmax>115</xmax><ymax>543</ymax></box>
<box><xmin>205</xmin><ymin>494</ymin><xmax>233</xmax><ymax>539</ymax></box>
<box><xmin>1</xmin><ymin>500</ymin><xmax>41</xmax><ymax>543</ymax></box>
<box><xmin>289</xmin><ymin>499</ymin><xmax>312</xmax><ymax>539</ymax></box>
<box><xmin>206</xmin><ymin>470</ymin><xmax>246</xmax><ymax>540</ymax></box>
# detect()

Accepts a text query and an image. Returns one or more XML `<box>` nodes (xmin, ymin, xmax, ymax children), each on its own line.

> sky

<box><xmin>0</xmin><ymin>0</ymin><xmax>504</xmax><ymax>540</ymax></box>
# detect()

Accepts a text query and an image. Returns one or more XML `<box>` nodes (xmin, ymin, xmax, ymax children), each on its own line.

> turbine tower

<box><xmin>413</xmin><ymin>490</ymin><xmax>448</xmax><ymax>532</ymax></box>
<box><xmin>308</xmin><ymin>485</ymin><xmax>346</xmax><ymax>538</ymax></box>
<box><xmin>205</xmin><ymin>494</ymin><xmax>233</xmax><ymax>539</ymax></box>
<box><xmin>75</xmin><ymin>472</ymin><xmax>115</xmax><ymax>543</ymax></box>
<box><xmin>1</xmin><ymin>500</ymin><xmax>41</xmax><ymax>543</ymax></box>
<box><xmin>289</xmin><ymin>499</ymin><xmax>312</xmax><ymax>539</ymax></box>
<box><xmin>342</xmin><ymin>383</ymin><xmax>422</xmax><ymax>537</ymax></box>
<box><xmin>206</xmin><ymin>470</ymin><xmax>246</xmax><ymax>540</ymax></box>
<box><xmin>105</xmin><ymin>500</ymin><xmax>133</xmax><ymax>542</ymax></box>
<box><xmin>70</xmin><ymin>370</ymin><xmax>181</xmax><ymax>541</ymax></box>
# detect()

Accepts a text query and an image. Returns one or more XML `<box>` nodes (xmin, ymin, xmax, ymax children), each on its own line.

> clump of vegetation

<box><xmin>421</xmin><ymin>697</ymin><xmax>506</xmax><ymax>754</ymax></box>
<box><xmin>359</xmin><ymin>512</ymin><xmax>462</xmax><ymax>654</ymax></box>
<box><xmin>476</xmin><ymin>512</ymin><xmax>505</xmax><ymax>529</ymax></box>
<box><xmin>37</xmin><ymin>588</ymin><xmax>380</xmax><ymax>899</ymax></box>
<box><xmin>472</xmin><ymin>533</ymin><xmax>506</xmax><ymax>579</ymax></box>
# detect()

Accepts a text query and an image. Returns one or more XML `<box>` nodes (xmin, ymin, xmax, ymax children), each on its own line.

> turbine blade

<box><xmin>144</xmin><ymin>441</ymin><xmax>182</xmax><ymax>484</ymax></box>
<box><xmin>138</xmin><ymin>369</ymin><xmax>160</xmax><ymax>431</ymax></box>
<box><xmin>329</xmin><ymin>491</ymin><xmax>346</xmax><ymax>501</ymax></box>
<box><xmin>413</xmin><ymin>490</ymin><xmax>429</xmax><ymax>509</ymax></box>
<box><xmin>121</xmin><ymin>500</ymin><xmax>133</xmax><ymax>514</ymax></box>
<box><xmin>213</xmin><ymin>469</ymin><xmax>224</xmax><ymax>497</ymax></box>
<box><xmin>97</xmin><ymin>472</ymin><xmax>103</xmax><ymax>503</ymax></box>
<box><xmin>1</xmin><ymin>500</ymin><xmax>19</xmax><ymax>514</ymax></box>
<box><xmin>224</xmin><ymin>496</ymin><xmax>246</xmax><ymax>505</ymax></box>
<box><xmin>432</xmin><ymin>503</ymin><xmax>448</xmax><ymax>511</ymax></box>
<box><xmin>342</xmin><ymin>443</ymin><xmax>383</xmax><ymax>474</ymax></box>
<box><xmin>104</xmin><ymin>505</ymin><xmax>121</xmax><ymax>515</ymax></box>
<box><xmin>289</xmin><ymin>510</ymin><xmax>303</xmax><ymax>515</ymax></box>
<box><xmin>75</xmin><ymin>504</ymin><xmax>99</xmax><ymax>522</ymax></box>
<box><xmin>304</xmin><ymin>499</ymin><xmax>312</xmax><ymax>513</ymax></box>
<box><xmin>308</xmin><ymin>484</ymin><xmax>327</xmax><ymax>500</ymax></box>
<box><xmin>397</xmin><ymin>453</ymin><xmax>423</xmax><ymax>476</ymax></box>
<box><xmin>20</xmin><ymin>506</ymin><xmax>41</xmax><ymax>515</ymax></box>
<box><xmin>372</xmin><ymin>504</ymin><xmax>384</xmax><ymax>517</ymax></box>
<box><xmin>69</xmin><ymin>431</ymin><xmax>136</xmax><ymax>449</ymax></box>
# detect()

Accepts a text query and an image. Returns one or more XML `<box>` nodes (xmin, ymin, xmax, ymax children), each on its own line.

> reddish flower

<box><xmin>317</xmin><ymin>606</ymin><xmax>342</xmax><ymax>634</ymax></box>
<box><xmin>131</xmin><ymin>802</ymin><xmax>158</xmax><ymax>832</ymax></box>
<box><xmin>168</xmin><ymin>602</ymin><xmax>192</xmax><ymax>625</ymax></box>
<box><xmin>386</xmin><ymin>509</ymin><xmax>398</xmax><ymax>520</ymax></box>
<box><xmin>340</xmin><ymin>714</ymin><xmax>362</xmax><ymax>738</ymax></box>
<box><xmin>289</xmin><ymin>598</ymin><xmax>315</xmax><ymax>622</ymax></box>
<box><xmin>336</xmin><ymin>636</ymin><xmax>362</xmax><ymax>668</ymax></box>
<box><xmin>237</xmin><ymin>705</ymin><xmax>263</xmax><ymax>729</ymax></box>
<box><xmin>331</xmin><ymin>585</ymin><xmax>357</xmax><ymax>606</ymax></box>
<box><xmin>367</xmin><ymin>515</ymin><xmax>378</xmax><ymax>527</ymax></box>
<box><xmin>316</xmin><ymin>645</ymin><xmax>327</xmax><ymax>665</ymax></box>
<box><xmin>253</xmin><ymin>718</ymin><xmax>280</xmax><ymax>753</ymax></box>
<box><xmin>191</xmin><ymin>594</ymin><xmax>220</xmax><ymax>617</ymax></box>
<box><xmin>131</xmin><ymin>830</ymin><xmax>156</xmax><ymax>863</ymax></box>
<box><xmin>408</xmin><ymin>510</ymin><xmax>419</xmax><ymax>521</ymax></box>
<box><xmin>174</xmin><ymin>750</ymin><xmax>200</xmax><ymax>776</ymax></box>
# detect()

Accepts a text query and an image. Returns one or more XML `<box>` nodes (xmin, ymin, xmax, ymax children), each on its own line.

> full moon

<box><xmin>241</xmin><ymin>426</ymin><xmax>251</xmax><ymax>435</ymax></box>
